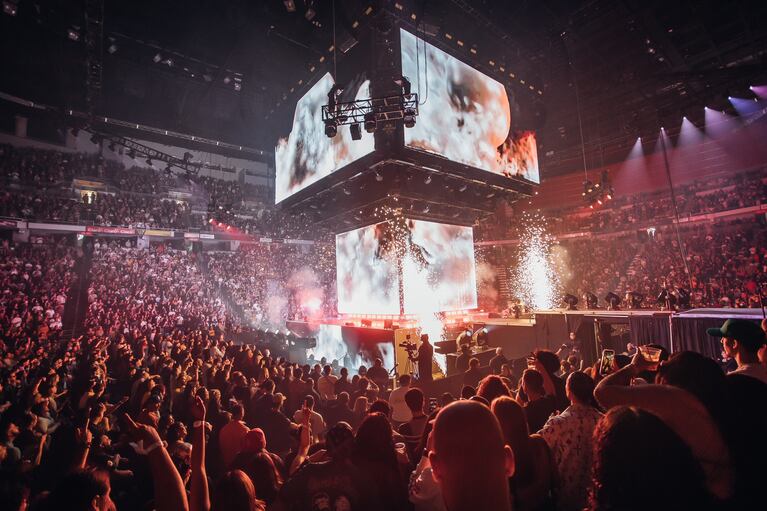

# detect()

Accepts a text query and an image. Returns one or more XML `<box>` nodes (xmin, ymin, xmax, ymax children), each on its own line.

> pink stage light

<box><xmin>749</xmin><ymin>85</ymin><xmax>767</xmax><ymax>99</ymax></box>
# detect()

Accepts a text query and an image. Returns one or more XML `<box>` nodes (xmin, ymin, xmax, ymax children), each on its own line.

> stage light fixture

<box><xmin>127</xmin><ymin>149</ymin><xmax>136</xmax><ymax>159</ymax></box>
<box><xmin>395</xmin><ymin>76</ymin><xmax>412</xmax><ymax>96</ymax></box>
<box><xmin>153</xmin><ymin>53</ymin><xmax>162</xmax><ymax>63</ymax></box>
<box><xmin>675</xmin><ymin>288</ymin><xmax>691</xmax><ymax>309</ymax></box>
<box><xmin>67</xmin><ymin>27</ymin><xmax>80</xmax><ymax>41</ymax></box>
<box><xmin>456</xmin><ymin>329</ymin><xmax>473</xmax><ymax>346</ymax></box>
<box><xmin>424</xmin><ymin>174</ymin><xmax>432</xmax><ymax>185</ymax></box>
<box><xmin>583</xmin><ymin>292</ymin><xmax>598</xmax><ymax>309</ymax></box>
<box><xmin>474</xmin><ymin>327</ymin><xmax>489</xmax><ymax>346</ymax></box>
<box><xmin>3</xmin><ymin>1</ymin><xmax>18</xmax><ymax>16</ymax></box>
<box><xmin>283</xmin><ymin>0</ymin><xmax>296</xmax><ymax>12</ymax></box>
<box><xmin>625</xmin><ymin>291</ymin><xmax>644</xmax><ymax>309</ymax></box>
<box><xmin>563</xmin><ymin>294</ymin><xmax>579</xmax><ymax>310</ymax></box>
<box><xmin>656</xmin><ymin>288</ymin><xmax>677</xmax><ymax>309</ymax></box>
<box><xmin>350</xmin><ymin>123</ymin><xmax>362</xmax><ymax>140</ymax></box>
<box><xmin>324</xmin><ymin>120</ymin><xmax>338</xmax><ymax>138</ymax></box>
<box><xmin>375</xmin><ymin>171</ymin><xmax>383</xmax><ymax>182</ymax></box>
<box><xmin>403</xmin><ymin>108</ymin><xmax>416</xmax><ymax>128</ymax></box>
<box><xmin>304</xmin><ymin>0</ymin><xmax>316</xmax><ymax>21</ymax></box>
<box><xmin>364</xmin><ymin>112</ymin><xmax>377</xmax><ymax>133</ymax></box>
<box><xmin>604</xmin><ymin>292</ymin><xmax>621</xmax><ymax>310</ymax></box>
<box><xmin>89</xmin><ymin>134</ymin><xmax>101</xmax><ymax>145</ymax></box>
<box><xmin>146</xmin><ymin>158</ymin><xmax>153</xmax><ymax>167</ymax></box>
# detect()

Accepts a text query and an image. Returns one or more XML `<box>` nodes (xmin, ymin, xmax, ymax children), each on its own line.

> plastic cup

<box><xmin>638</xmin><ymin>345</ymin><xmax>661</xmax><ymax>363</ymax></box>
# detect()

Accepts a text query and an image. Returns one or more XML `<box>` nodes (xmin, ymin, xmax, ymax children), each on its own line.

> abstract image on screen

<box><xmin>402</xmin><ymin>219</ymin><xmax>477</xmax><ymax>313</ymax></box>
<box><xmin>336</xmin><ymin>219</ymin><xmax>477</xmax><ymax>314</ymax></box>
<box><xmin>289</xmin><ymin>323</ymin><xmax>395</xmax><ymax>375</ymax></box>
<box><xmin>336</xmin><ymin>224</ymin><xmax>401</xmax><ymax>315</ymax></box>
<box><xmin>274</xmin><ymin>73</ymin><xmax>375</xmax><ymax>203</ymax></box>
<box><xmin>400</xmin><ymin>29</ymin><xmax>539</xmax><ymax>184</ymax></box>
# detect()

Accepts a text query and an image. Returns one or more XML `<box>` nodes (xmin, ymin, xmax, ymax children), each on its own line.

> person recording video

<box><xmin>416</xmin><ymin>334</ymin><xmax>434</xmax><ymax>382</ymax></box>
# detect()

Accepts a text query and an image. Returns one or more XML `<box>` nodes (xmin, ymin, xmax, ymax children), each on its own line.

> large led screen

<box><xmin>400</xmin><ymin>29</ymin><xmax>540</xmax><ymax>184</ymax></box>
<box><xmin>336</xmin><ymin>223</ymin><xmax>401</xmax><ymax>315</ymax></box>
<box><xmin>402</xmin><ymin>219</ymin><xmax>477</xmax><ymax>312</ymax></box>
<box><xmin>336</xmin><ymin>219</ymin><xmax>477</xmax><ymax>314</ymax></box>
<box><xmin>274</xmin><ymin>73</ymin><xmax>375</xmax><ymax>203</ymax></box>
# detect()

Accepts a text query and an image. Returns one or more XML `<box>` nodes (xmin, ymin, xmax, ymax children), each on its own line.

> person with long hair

<box><xmin>350</xmin><ymin>396</ymin><xmax>368</xmax><ymax>430</ymax></box>
<box><xmin>352</xmin><ymin>412</ymin><xmax>410</xmax><ymax>510</ymax></box>
<box><xmin>595</xmin><ymin>351</ymin><xmax>735</xmax><ymax>503</ymax></box>
<box><xmin>492</xmin><ymin>396</ymin><xmax>554</xmax><ymax>511</ymax></box>
<box><xmin>589</xmin><ymin>406</ymin><xmax>717</xmax><ymax>511</ymax></box>
<box><xmin>211</xmin><ymin>470</ymin><xmax>266</xmax><ymax>511</ymax></box>
<box><xmin>477</xmin><ymin>375</ymin><xmax>511</xmax><ymax>404</ymax></box>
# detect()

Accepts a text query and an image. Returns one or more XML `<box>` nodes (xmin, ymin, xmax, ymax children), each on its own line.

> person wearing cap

<box><xmin>707</xmin><ymin>319</ymin><xmax>767</xmax><ymax>384</ymax></box>
<box><xmin>230</xmin><ymin>428</ymin><xmax>283</xmax><ymax>505</ymax></box>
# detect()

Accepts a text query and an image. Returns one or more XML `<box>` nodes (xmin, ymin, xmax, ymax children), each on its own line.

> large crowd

<box><xmin>0</xmin><ymin>144</ymin><xmax>327</xmax><ymax>239</ymax></box>
<box><xmin>0</xmin><ymin>232</ymin><xmax>765</xmax><ymax>511</ymax></box>
<box><xmin>205</xmin><ymin>244</ymin><xmax>337</xmax><ymax>326</ymax></box>
<box><xmin>480</xmin><ymin>169</ymin><xmax>766</xmax><ymax>241</ymax></box>
<box><xmin>1</xmin><ymin>139</ymin><xmax>767</xmax><ymax>510</ymax></box>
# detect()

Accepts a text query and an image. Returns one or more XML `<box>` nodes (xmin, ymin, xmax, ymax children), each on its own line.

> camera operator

<box><xmin>415</xmin><ymin>334</ymin><xmax>434</xmax><ymax>382</ymax></box>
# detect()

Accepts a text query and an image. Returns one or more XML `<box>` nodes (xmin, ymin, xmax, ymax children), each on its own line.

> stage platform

<box><xmin>277</xmin><ymin>307</ymin><xmax>763</xmax><ymax>376</ymax></box>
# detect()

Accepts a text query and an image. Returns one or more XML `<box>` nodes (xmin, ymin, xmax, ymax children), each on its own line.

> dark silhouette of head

<box><xmin>430</xmin><ymin>401</ymin><xmax>513</xmax><ymax>511</ymax></box>
<box><xmin>590</xmin><ymin>406</ymin><xmax>715</xmax><ymax>511</ymax></box>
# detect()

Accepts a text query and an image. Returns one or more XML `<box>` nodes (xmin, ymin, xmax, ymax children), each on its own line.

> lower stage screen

<box><xmin>336</xmin><ymin>219</ymin><xmax>477</xmax><ymax>314</ymax></box>
<box><xmin>287</xmin><ymin>322</ymin><xmax>395</xmax><ymax>373</ymax></box>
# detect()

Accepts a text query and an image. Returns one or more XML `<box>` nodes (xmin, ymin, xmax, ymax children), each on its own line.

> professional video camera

<box><xmin>399</xmin><ymin>335</ymin><xmax>418</xmax><ymax>360</ymax></box>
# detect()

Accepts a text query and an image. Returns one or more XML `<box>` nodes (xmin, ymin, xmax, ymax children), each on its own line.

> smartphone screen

<box><xmin>600</xmin><ymin>350</ymin><xmax>615</xmax><ymax>375</ymax></box>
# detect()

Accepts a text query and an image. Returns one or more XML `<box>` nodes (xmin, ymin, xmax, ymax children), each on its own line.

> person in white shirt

<box><xmin>292</xmin><ymin>395</ymin><xmax>325</xmax><ymax>444</ymax></box>
<box><xmin>389</xmin><ymin>374</ymin><xmax>413</xmax><ymax>425</ymax></box>
<box><xmin>316</xmin><ymin>365</ymin><xmax>338</xmax><ymax>401</ymax></box>
<box><xmin>708</xmin><ymin>318</ymin><xmax>767</xmax><ymax>384</ymax></box>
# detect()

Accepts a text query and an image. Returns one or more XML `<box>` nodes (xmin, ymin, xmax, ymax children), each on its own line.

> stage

<box><xmin>278</xmin><ymin>308</ymin><xmax>763</xmax><ymax>380</ymax></box>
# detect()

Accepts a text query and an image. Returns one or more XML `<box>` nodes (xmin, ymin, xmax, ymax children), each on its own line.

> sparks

<box><xmin>509</xmin><ymin>215</ymin><xmax>561</xmax><ymax>310</ymax></box>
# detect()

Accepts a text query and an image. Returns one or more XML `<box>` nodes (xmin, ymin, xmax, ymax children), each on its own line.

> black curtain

<box><xmin>629</xmin><ymin>315</ymin><xmax>672</xmax><ymax>351</ymax></box>
<box><xmin>671</xmin><ymin>317</ymin><xmax>724</xmax><ymax>359</ymax></box>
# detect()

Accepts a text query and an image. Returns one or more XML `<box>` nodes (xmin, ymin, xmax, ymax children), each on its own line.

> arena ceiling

<box><xmin>1</xmin><ymin>0</ymin><xmax>766</xmax><ymax>178</ymax></box>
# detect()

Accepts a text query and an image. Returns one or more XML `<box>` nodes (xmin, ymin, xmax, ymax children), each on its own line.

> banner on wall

<box><xmin>144</xmin><ymin>229</ymin><xmax>174</xmax><ymax>237</ymax></box>
<box><xmin>85</xmin><ymin>226</ymin><xmax>136</xmax><ymax>235</ymax></box>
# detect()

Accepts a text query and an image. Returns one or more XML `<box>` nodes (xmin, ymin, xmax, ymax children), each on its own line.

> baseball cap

<box><xmin>707</xmin><ymin>319</ymin><xmax>766</xmax><ymax>351</ymax></box>
<box><xmin>242</xmin><ymin>428</ymin><xmax>266</xmax><ymax>453</ymax></box>
<box><xmin>325</xmin><ymin>422</ymin><xmax>354</xmax><ymax>450</ymax></box>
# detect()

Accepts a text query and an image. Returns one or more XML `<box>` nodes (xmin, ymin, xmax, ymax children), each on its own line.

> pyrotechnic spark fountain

<box><xmin>509</xmin><ymin>216</ymin><xmax>561</xmax><ymax>310</ymax></box>
<box><xmin>373</xmin><ymin>205</ymin><xmax>449</xmax><ymax>372</ymax></box>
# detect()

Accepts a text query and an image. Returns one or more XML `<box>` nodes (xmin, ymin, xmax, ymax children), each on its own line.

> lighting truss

<box><xmin>322</xmin><ymin>93</ymin><xmax>419</xmax><ymax>126</ymax></box>
<box><xmin>89</xmin><ymin>131</ymin><xmax>201</xmax><ymax>176</ymax></box>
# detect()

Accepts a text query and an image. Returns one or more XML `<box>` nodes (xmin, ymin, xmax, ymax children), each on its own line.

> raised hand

<box><xmin>124</xmin><ymin>413</ymin><xmax>163</xmax><ymax>448</ymax></box>
<box><xmin>191</xmin><ymin>395</ymin><xmax>206</xmax><ymax>422</ymax></box>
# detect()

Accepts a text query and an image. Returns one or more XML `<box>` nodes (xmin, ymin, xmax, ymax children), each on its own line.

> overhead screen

<box><xmin>274</xmin><ymin>72</ymin><xmax>375</xmax><ymax>203</ymax></box>
<box><xmin>336</xmin><ymin>219</ymin><xmax>477</xmax><ymax>314</ymax></box>
<box><xmin>400</xmin><ymin>28</ymin><xmax>540</xmax><ymax>184</ymax></box>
